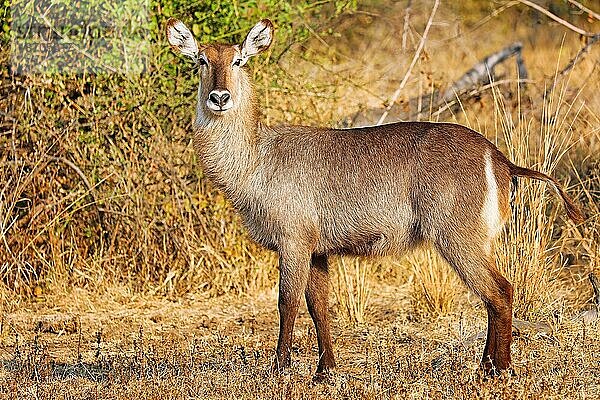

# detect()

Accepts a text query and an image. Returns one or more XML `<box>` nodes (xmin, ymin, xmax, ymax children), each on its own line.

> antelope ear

<box><xmin>241</xmin><ymin>19</ymin><xmax>274</xmax><ymax>60</ymax></box>
<box><xmin>166</xmin><ymin>18</ymin><xmax>199</xmax><ymax>61</ymax></box>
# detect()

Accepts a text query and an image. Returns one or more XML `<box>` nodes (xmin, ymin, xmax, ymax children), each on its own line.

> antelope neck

<box><xmin>192</xmin><ymin>96</ymin><xmax>262</xmax><ymax>201</ymax></box>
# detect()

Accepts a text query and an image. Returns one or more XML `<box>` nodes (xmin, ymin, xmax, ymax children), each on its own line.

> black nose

<box><xmin>209</xmin><ymin>92</ymin><xmax>231</xmax><ymax>107</ymax></box>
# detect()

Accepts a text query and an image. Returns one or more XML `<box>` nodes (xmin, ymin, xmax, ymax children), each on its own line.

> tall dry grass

<box><xmin>0</xmin><ymin>68</ymin><xmax>279</xmax><ymax>307</ymax></box>
<box><xmin>0</xmin><ymin>1</ymin><xmax>349</xmax><ymax>307</ymax></box>
<box><xmin>408</xmin><ymin>249</ymin><xmax>462</xmax><ymax>316</ymax></box>
<box><xmin>333</xmin><ymin>256</ymin><xmax>372</xmax><ymax>324</ymax></box>
<box><xmin>493</xmin><ymin>84</ymin><xmax>574</xmax><ymax>318</ymax></box>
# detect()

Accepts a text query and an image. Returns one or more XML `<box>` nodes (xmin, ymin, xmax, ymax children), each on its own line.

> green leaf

<box><xmin>192</xmin><ymin>23</ymin><xmax>201</xmax><ymax>37</ymax></box>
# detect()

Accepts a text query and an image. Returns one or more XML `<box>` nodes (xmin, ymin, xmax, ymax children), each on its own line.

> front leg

<box><xmin>275</xmin><ymin>246</ymin><xmax>311</xmax><ymax>371</ymax></box>
<box><xmin>306</xmin><ymin>254</ymin><xmax>336</xmax><ymax>374</ymax></box>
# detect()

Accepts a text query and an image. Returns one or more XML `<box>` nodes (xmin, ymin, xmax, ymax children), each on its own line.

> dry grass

<box><xmin>333</xmin><ymin>257</ymin><xmax>372</xmax><ymax>324</ymax></box>
<box><xmin>408</xmin><ymin>249</ymin><xmax>462</xmax><ymax>316</ymax></box>
<box><xmin>1</xmin><ymin>291</ymin><xmax>599</xmax><ymax>399</ymax></box>
<box><xmin>1</xmin><ymin>0</ymin><xmax>600</xmax><ymax>397</ymax></box>
<box><xmin>493</xmin><ymin>78</ymin><xmax>585</xmax><ymax>319</ymax></box>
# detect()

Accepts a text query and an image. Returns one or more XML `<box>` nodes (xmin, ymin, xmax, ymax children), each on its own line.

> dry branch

<box><xmin>512</xmin><ymin>318</ymin><xmax>552</xmax><ymax>336</ymax></box>
<box><xmin>518</xmin><ymin>0</ymin><xmax>596</xmax><ymax>37</ymax></box>
<box><xmin>544</xmin><ymin>33</ymin><xmax>600</xmax><ymax>100</ymax></box>
<box><xmin>438</xmin><ymin>1</ymin><xmax>520</xmax><ymax>44</ymax></box>
<box><xmin>401</xmin><ymin>2</ymin><xmax>412</xmax><ymax>51</ymax></box>
<box><xmin>464</xmin><ymin>274</ymin><xmax>600</xmax><ymax>337</ymax></box>
<box><xmin>377</xmin><ymin>0</ymin><xmax>439</xmax><ymax>125</ymax></box>
<box><xmin>430</xmin><ymin>78</ymin><xmax>533</xmax><ymax>119</ymax></box>
<box><xmin>577</xmin><ymin>273</ymin><xmax>600</xmax><ymax>323</ymax></box>
<box><xmin>463</xmin><ymin>318</ymin><xmax>552</xmax><ymax>347</ymax></box>
<box><xmin>439</xmin><ymin>42</ymin><xmax>526</xmax><ymax>104</ymax></box>
<box><xmin>557</xmin><ymin>33</ymin><xmax>600</xmax><ymax>77</ymax></box>
<box><xmin>567</xmin><ymin>0</ymin><xmax>600</xmax><ymax>21</ymax></box>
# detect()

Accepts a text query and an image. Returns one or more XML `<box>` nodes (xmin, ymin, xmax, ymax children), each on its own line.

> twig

<box><xmin>377</xmin><ymin>0</ymin><xmax>439</xmax><ymax>125</ymax></box>
<box><xmin>431</xmin><ymin>79</ymin><xmax>534</xmax><ymax>119</ymax></box>
<box><xmin>567</xmin><ymin>0</ymin><xmax>600</xmax><ymax>21</ymax></box>
<box><xmin>436</xmin><ymin>1</ymin><xmax>519</xmax><ymax>45</ymax></box>
<box><xmin>401</xmin><ymin>2</ymin><xmax>412</xmax><ymax>51</ymax></box>
<box><xmin>294</xmin><ymin>53</ymin><xmax>386</xmax><ymax>102</ymax></box>
<box><xmin>544</xmin><ymin>33</ymin><xmax>600</xmax><ymax>98</ymax></box>
<box><xmin>518</xmin><ymin>0</ymin><xmax>596</xmax><ymax>37</ymax></box>
<box><xmin>46</xmin><ymin>156</ymin><xmax>107</xmax><ymax>235</ymax></box>
<box><xmin>557</xmin><ymin>33</ymin><xmax>600</xmax><ymax>77</ymax></box>
<box><xmin>589</xmin><ymin>272</ymin><xmax>600</xmax><ymax>310</ymax></box>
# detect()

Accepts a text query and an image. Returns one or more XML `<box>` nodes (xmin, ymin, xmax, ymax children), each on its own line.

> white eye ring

<box><xmin>232</xmin><ymin>58</ymin><xmax>242</xmax><ymax>67</ymax></box>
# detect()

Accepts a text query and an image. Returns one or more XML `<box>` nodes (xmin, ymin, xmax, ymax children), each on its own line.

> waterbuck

<box><xmin>166</xmin><ymin>18</ymin><xmax>583</xmax><ymax>376</ymax></box>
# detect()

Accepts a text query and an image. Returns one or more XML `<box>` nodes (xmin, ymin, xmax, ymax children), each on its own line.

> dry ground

<box><xmin>1</xmin><ymin>284</ymin><xmax>599</xmax><ymax>399</ymax></box>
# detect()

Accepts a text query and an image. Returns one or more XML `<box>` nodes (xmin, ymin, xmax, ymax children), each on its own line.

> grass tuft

<box><xmin>408</xmin><ymin>249</ymin><xmax>462</xmax><ymax>316</ymax></box>
<box><xmin>333</xmin><ymin>257</ymin><xmax>372</xmax><ymax>325</ymax></box>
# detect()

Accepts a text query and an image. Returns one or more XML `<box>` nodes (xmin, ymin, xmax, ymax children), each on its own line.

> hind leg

<box><xmin>435</xmin><ymin>236</ymin><xmax>513</xmax><ymax>374</ymax></box>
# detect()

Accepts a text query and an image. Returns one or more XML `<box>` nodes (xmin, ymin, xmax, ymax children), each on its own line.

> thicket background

<box><xmin>0</xmin><ymin>0</ymin><xmax>598</xmax><ymax>321</ymax></box>
<box><xmin>0</xmin><ymin>0</ymin><xmax>360</xmax><ymax>303</ymax></box>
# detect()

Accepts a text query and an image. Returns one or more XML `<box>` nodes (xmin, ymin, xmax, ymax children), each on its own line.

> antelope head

<box><xmin>166</xmin><ymin>18</ymin><xmax>274</xmax><ymax>117</ymax></box>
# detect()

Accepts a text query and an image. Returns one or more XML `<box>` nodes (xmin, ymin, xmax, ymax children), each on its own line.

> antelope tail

<box><xmin>509</xmin><ymin>164</ymin><xmax>584</xmax><ymax>224</ymax></box>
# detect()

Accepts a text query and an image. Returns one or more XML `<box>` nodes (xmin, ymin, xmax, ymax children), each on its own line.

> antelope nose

<box><xmin>209</xmin><ymin>91</ymin><xmax>231</xmax><ymax>107</ymax></box>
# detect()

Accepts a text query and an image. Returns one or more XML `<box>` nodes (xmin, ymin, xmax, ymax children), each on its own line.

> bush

<box><xmin>0</xmin><ymin>0</ymin><xmax>355</xmax><ymax>302</ymax></box>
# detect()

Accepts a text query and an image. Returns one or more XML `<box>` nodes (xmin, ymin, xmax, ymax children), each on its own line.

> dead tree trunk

<box><xmin>343</xmin><ymin>42</ymin><xmax>527</xmax><ymax>127</ymax></box>
<box><xmin>439</xmin><ymin>42</ymin><xmax>526</xmax><ymax>104</ymax></box>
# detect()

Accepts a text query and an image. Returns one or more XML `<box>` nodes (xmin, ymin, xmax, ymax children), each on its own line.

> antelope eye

<box><xmin>233</xmin><ymin>58</ymin><xmax>242</xmax><ymax>67</ymax></box>
<box><xmin>198</xmin><ymin>57</ymin><xmax>207</xmax><ymax>66</ymax></box>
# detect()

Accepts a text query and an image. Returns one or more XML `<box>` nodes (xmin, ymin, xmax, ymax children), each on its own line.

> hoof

<box><xmin>480</xmin><ymin>362</ymin><xmax>515</xmax><ymax>380</ymax></box>
<box><xmin>270</xmin><ymin>357</ymin><xmax>291</xmax><ymax>375</ymax></box>
<box><xmin>312</xmin><ymin>369</ymin><xmax>335</xmax><ymax>384</ymax></box>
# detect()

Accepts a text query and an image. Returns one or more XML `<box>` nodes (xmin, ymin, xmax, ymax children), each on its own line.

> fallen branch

<box><xmin>439</xmin><ymin>42</ymin><xmax>526</xmax><ymax>104</ymax></box>
<box><xmin>345</xmin><ymin>42</ymin><xmax>528</xmax><ymax>127</ymax></box>
<box><xmin>512</xmin><ymin>318</ymin><xmax>552</xmax><ymax>336</ymax></box>
<box><xmin>577</xmin><ymin>273</ymin><xmax>600</xmax><ymax>323</ymax></box>
<box><xmin>462</xmin><ymin>318</ymin><xmax>553</xmax><ymax>347</ymax></box>
<box><xmin>431</xmin><ymin>78</ymin><xmax>533</xmax><ymax>119</ymax></box>
<box><xmin>459</xmin><ymin>276</ymin><xmax>599</xmax><ymax>348</ymax></box>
